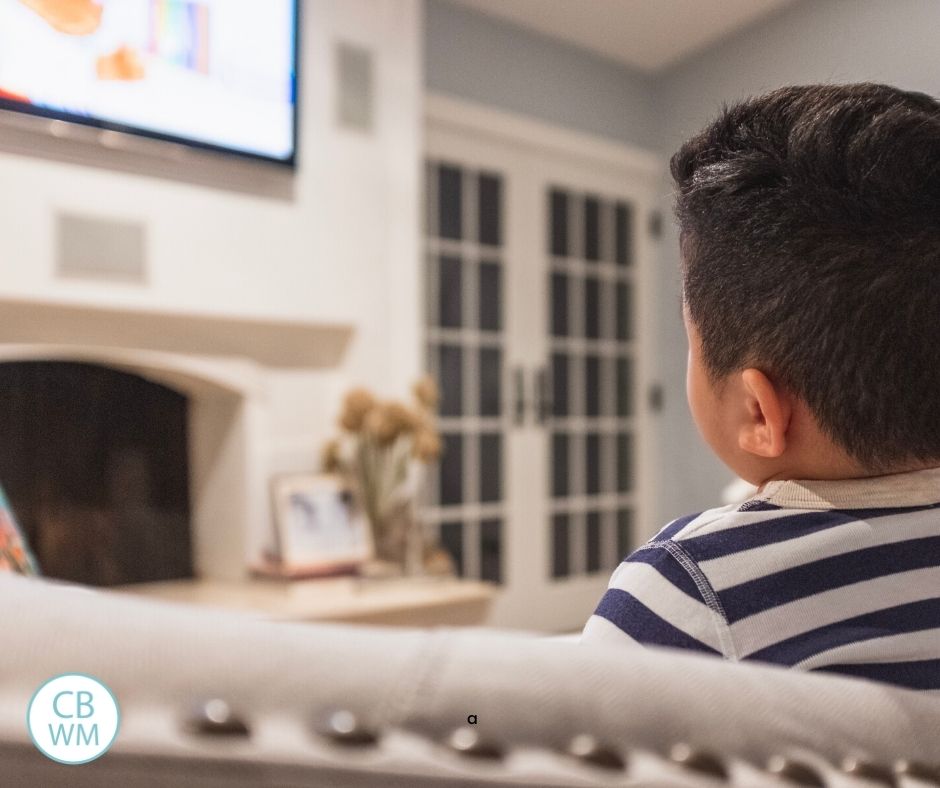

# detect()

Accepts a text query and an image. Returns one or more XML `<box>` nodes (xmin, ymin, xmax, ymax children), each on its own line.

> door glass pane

<box><xmin>585</xmin><ymin>355</ymin><xmax>600</xmax><ymax>417</ymax></box>
<box><xmin>550</xmin><ymin>189</ymin><xmax>568</xmax><ymax>256</ymax></box>
<box><xmin>479</xmin><ymin>261</ymin><xmax>502</xmax><ymax>332</ymax></box>
<box><xmin>551</xmin><ymin>272</ymin><xmax>569</xmax><ymax>337</ymax></box>
<box><xmin>617</xmin><ymin>432</ymin><xmax>634</xmax><ymax>493</ymax></box>
<box><xmin>478</xmin><ymin>173</ymin><xmax>502</xmax><ymax>246</ymax></box>
<box><xmin>617</xmin><ymin>356</ymin><xmax>633</xmax><ymax>417</ymax></box>
<box><xmin>479</xmin><ymin>347</ymin><xmax>502</xmax><ymax>417</ymax></box>
<box><xmin>601</xmin><ymin>434</ymin><xmax>617</xmax><ymax>494</ymax></box>
<box><xmin>615</xmin><ymin>201</ymin><xmax>632</xmax><ymax>266</ymax></box>
<box><xmin>438</xmin><ymin>255</ymin><xmax>462</xmax><ymax>328</ymax></box>
<box><xmin>616</xmin><ymin>282</ymin><xmax>632</xmax><ymax>341</ymax></box>
<box><xmin>438</xmin><ymin>345</ymin><xmax>463</xmax><ymax>417</ymax></box>
<box><xmin>438</xmin><ymin>165</ymin><xmax>462</xmax><ymax>240</ymax></box>
<box><xmin>440</xmin><ymin>434</ymin><xmax>464</xmax><ymax>505</ymax></box>
<box><xmin>601</xmin><ymin>356</ymin><xmax>616</xmax><ymax>417</ymax></box>
<box><xmin>586</xmin><ymin>511</ymin><xmax>601</xmax><ymax>573</ymax></box>
<box><xmin>552</xmin><ymin>433</ymin><xmax>569</xmax><ymax>498</ymax></box>
<box><xmin>616</xmin><ymin>509</ymin><xmax>633</xmax><ymax>563</ymax></box>
<box><xmin>584</xmin><ymin>196</ymin><xmax>600</xmax><ymax>262</ymax></box>
<box><xmin>551</xmin><ymin>514</ymin><xmax>570</xmax><ymax>578</ymax></box>
<box><xmin>585</xmin><ymin>433</ymin><xmax>600</xmax><ymax>495</ymax></box>
<box><xmin>552</xmin><ymin>353</ymin><xmax>569</xmax><ymax>417</ymax></box>
<box><xmin>584</xmin><ymin>277</ymin><xmax>600</xmax><ymax>339</ymax></box>
<box><xmin>480</xmin><ymin>519</ymin><xmax>502</xmax><ymax>582</ymax></box>
<box><xmin>479</xmin><ymin>433</ymin><xmax>502</xmax><ymax>503</ymax></box>
<box><xmin>440</xmin><ymin>520</ymin><xmax>464</xmax><ymax>576</ymax></box>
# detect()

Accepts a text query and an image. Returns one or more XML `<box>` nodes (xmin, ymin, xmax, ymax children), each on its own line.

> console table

<box><xmin>118</xmin><ymin>575</ymin><xmax>496</xmax><ymax>627</ymax></box>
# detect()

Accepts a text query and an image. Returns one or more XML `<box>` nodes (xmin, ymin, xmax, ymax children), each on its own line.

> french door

<box><xmin>424</xmin><ymin>98</ymin><xmax>657</xmax><ymax>631</ymax></box>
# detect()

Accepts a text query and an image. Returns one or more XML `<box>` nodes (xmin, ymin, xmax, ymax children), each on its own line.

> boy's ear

<box><xmin>738</xmin><ymin>368</ymin><xmax>790</xmax><ymax>458</ymax></box>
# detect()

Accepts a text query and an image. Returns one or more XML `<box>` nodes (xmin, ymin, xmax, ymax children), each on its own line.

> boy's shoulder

<box><xmin>650</xmin><ymin>499</ymin><xmax>791</xmax><ymax>543</ymax></box>
<box><xmin>641</xmin><ymin>489</ymin><xmax>923</xmax><ymax>595</ymax></box>
<box><xmin>643</xmin><ymin>497</ymin><xmax>856</xmax><ymax>580</ymax></box>
<box><xmin>654</xmin><ymin>469</ymin><xmax>940</xmax><ymax>554</ymax></box>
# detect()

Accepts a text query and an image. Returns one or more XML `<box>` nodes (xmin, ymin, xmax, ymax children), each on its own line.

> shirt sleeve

<box><xmin>581</xmin><ymin>542</ymin><xmax>728</xmax><ymax>655</ymax></box>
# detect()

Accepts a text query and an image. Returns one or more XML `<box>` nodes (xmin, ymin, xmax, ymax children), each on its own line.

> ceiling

<box><xmin>450</xmin><ymin>0</ymin><xmax>797</xmax><ymax>72</ymax></box>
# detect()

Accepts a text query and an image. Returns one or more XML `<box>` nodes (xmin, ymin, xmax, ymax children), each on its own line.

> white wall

<box><xmin>0</xmin><ymin>0</ymin><xmax>424</xmax><ymax>481</ymax></box>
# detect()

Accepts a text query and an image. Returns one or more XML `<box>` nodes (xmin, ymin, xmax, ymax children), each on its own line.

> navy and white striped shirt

<box><xmin>582</xmin><ymin>467</ymin><xmax>940</xmax><ymax>693</ymax></box>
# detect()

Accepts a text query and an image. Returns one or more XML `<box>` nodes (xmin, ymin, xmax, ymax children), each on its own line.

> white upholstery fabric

<box><xmin>0</xmin><ymin>574</ymin><xmax>938</xmax><ymax>786</ymax></box>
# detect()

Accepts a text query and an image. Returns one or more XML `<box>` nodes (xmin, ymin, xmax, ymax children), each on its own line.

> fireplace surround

<box><xmin>0</xmin><ymin>297</ymin><xmax>353</xmax><ymax>584</ymax></box>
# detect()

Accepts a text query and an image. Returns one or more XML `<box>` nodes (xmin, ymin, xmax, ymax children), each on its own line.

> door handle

<box><xmin>535</xmin><ymin>366</ymin><xmax>553</xmax><ymax>425</ymax></box>
<box><xmin>513</xmin><ymin>366</ymin><xmax>527</xmax><ymax>426</ymax></box>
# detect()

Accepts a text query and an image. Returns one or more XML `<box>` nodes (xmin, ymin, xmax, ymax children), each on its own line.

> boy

<box><xmin>582</xmin><ymin>84</ymin><xmax>940</xmax><ymax>692</ymax></box>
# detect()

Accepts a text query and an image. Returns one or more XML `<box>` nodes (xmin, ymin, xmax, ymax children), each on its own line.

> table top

<box><xmin>117</xmin><ymin>574</ymin><xmax>496</xmax><ymax>625</ymax></box>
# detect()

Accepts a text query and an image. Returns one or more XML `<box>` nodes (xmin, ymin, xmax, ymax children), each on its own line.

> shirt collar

<box><xmin>754</xmin><ymin>466</ymin><xmax>940</xmax><ymax>510</ymax></box>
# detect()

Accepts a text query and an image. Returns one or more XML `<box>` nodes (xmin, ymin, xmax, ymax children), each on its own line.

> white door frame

<box><xmin>425</xmin><ymin>93</ymin><xmax>663</xmax><ymax>630</ymax></box>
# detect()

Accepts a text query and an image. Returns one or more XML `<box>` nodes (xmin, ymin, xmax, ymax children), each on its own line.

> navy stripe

<box><xmin>626</xmin><ymin>545</ymin><xmax>703</xmax><ymax>601</ymax></box>
<box><xmin>745</xmin><ymin>597</ymin><xmax>940</xmax><ymax>665</ymax></box>
<box><xmin>681</xmin><ymin>503</ymin><xmax>940</xmax><ymax>562</ymax></box>
<box><xmin>594</xmin><ymin>588</ymin><xmax>720</xmax><ymax>655</ymax></box>
<box><xmin>654</xmin><ymin>512</ymin><xmax>701</xmax><ymax>542</ymax></box>
<box><xmin>737</xmin><ymin>500</ymin><xmax>782</xmax><ymax>512</ymax></box>
<box><xmin>682</xmin><ymin>510</ymin><xmax>857</xmax><ymax>561</ymax></box>
<box><xmin>720</xmin><ymin>535</ymin><xmax>940</xmax><ymax>623</ymax></box>
<box><xmin>811</xmin><ymin>659</ymin><xmax>940</xmax><ymax>691</ymax></box>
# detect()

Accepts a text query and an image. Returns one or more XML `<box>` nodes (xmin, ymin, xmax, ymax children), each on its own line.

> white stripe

<box><xmin>701</xmin><ymin>507</ymin><xmax>940</xmax><ymax>591</ymax></box>
<box><xmin>731</xmin><ymin>566</ymin><xmax>940</xmax><ymax>657</ymax></box>
<box><xmin>606</xmin><ymin>561</ymin><xmax>724</xmax><ymax>652</ymax></box>
<box><xmin>795</xmin><ymin>627</ymin><xmax>940</xmax><ymax>671</ymax></box>
<box><xmin>663</xmin><ymin>503</ymin><xmax>740</xmax><ymax>540</ymax></box>
<box><xmin>677</xmin><ymin>505</ymin><xmax>804</xmax><ymax>537</ymax></box>
<box><xmin>581</xmin><ymin>614</ymin><xmax>642</xmax><ymax>647</ymax></box>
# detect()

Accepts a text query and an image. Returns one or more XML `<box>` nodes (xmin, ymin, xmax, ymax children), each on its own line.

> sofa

<box><xmin>1</xmin><ymin>573</ymin><xmax>938</xmax><ymax>787</ymax></box>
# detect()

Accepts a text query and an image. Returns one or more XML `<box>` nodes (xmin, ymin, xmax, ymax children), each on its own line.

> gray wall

<box><xmin>424</xmin><ymin>0</ymin><xmax>940</xmax><ymax>528</ymax></box>
<box><xmin>659</xmin><ymin>0</ymin><xmax>940</xmax><ymax>146</ymax></box>
<box><xmin>424</xmin><ymin>0</ymin><xmax>658</xmax><ymax>149</ymax></box>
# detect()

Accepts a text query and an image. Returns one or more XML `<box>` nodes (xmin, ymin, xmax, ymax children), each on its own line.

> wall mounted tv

<box><xmin>0</xmin><ymin>0</ymin><xmax>299</xmax><ymax>166</ymax></box>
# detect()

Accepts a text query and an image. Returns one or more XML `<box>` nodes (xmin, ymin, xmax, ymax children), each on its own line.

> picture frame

<box><xmin>263</xmin><ymin>473</ymin><xmax>372</xmax><ymax>578</ymax></box>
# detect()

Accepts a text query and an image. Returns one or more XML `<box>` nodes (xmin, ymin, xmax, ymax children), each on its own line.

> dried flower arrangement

<box><xmin>321</xmin><ymin>377</ymin><xmax>450</xmax><ymax>575</ymax></box>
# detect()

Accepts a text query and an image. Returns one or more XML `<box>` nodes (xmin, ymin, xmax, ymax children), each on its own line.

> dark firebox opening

<box><xmin>0</xmin><ymin>361</ymin><xmax>193</xmax><ymax>586</ymax></box>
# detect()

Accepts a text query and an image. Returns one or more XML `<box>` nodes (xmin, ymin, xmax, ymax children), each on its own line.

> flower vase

<box><xmin>371</xmin><ymin>505</ymin><xmax>425</xmax><ymax>577</ymax></box>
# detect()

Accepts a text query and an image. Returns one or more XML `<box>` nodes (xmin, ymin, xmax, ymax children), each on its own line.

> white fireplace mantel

<box><xmin>0</xmin><ymin>295</ymin><xmax>354</xmax><ymax>369</ymax></box>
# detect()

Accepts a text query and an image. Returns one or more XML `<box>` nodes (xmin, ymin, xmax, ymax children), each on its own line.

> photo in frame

<box><xmin>264</xmin><ymin>474</ymin><xmax>372</xmax><ymax>578</ymax></box>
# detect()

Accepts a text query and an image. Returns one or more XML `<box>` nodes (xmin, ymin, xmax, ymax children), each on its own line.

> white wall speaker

<box><xmin>56</xmin><ymin>212</ymin><xmax>147</xmax><ymax>283</ymax></box>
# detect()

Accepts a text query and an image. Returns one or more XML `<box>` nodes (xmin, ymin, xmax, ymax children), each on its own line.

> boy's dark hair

<box><xmin>671</xmin><ymin>83</ymin><xmax>940</xmax><ymax>471</ymax></box>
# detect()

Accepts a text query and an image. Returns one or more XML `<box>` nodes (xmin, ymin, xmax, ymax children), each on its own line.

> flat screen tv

<box><xmin>0</xmin><ymin>0</ymin><xmax>299</xmax><ymax>166</ymax></box>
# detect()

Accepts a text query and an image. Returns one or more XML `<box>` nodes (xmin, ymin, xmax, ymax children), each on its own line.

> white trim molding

<box><xmin>425</xmin><ymin>92</ymin><xmax>663</xmax><ymax>181</ymax></box>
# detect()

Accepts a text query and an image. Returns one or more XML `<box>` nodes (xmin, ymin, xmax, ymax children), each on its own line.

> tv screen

<box><xmin>0</xmin><ymin>0</ymin><xmax>298</xmax><ymax>165</ymax></box>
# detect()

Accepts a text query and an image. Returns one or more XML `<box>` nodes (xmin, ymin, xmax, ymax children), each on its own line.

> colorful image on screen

<box><xmin>0</xmin><ymin>0</ymin><xmax>297</xmax><ymax>163</ymax></box>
